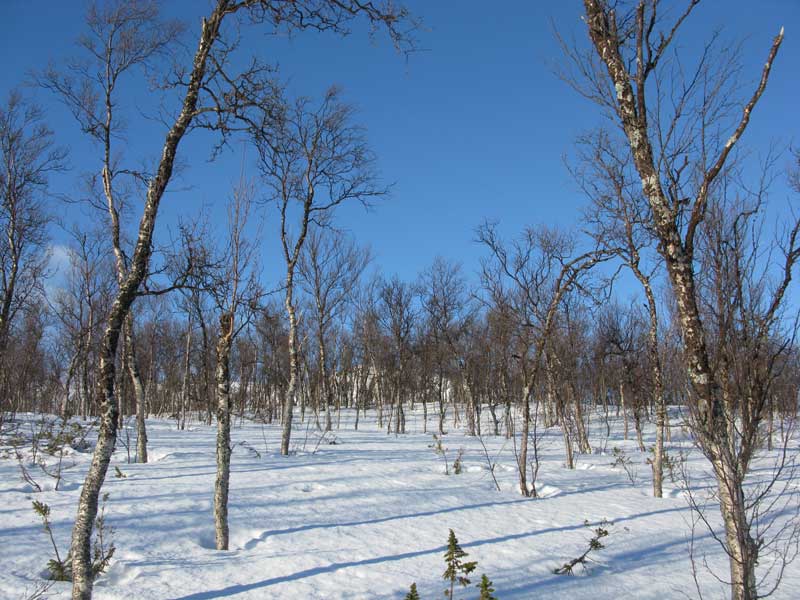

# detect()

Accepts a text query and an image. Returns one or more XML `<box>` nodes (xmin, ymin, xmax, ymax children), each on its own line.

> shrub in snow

<box><xmin>33</xmin><ymin>494</ymin><xmax>115</xmax><ymax>582</ymax></box>
<box><xmin>609</xmin><ymin>446</ymin><xmax>637</xmax><ymax>485</ymax></box>
<box><xmin>452</xmin><ymin>448</ymin><xmax>465</xmax><ymax>475</ymax></box>
<box><xmin>553</xmin><ymin>519</ymin><xmax>611</xmax><ymax>575</ymax></box>
<box><xmin>428</xmin><ymin>434</ymin><xmax>450</xmax><ymax>475</ymax></box>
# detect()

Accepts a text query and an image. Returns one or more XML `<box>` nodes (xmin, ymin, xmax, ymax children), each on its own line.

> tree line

<box><xmin>1</xmin><ymin>1</ymin><xmax>798</xmax><ymax>599</ymax></box>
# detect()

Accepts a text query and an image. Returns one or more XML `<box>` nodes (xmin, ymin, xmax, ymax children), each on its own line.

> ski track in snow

<box><xmin>2</xmin><ymin>409</ymin><xmax>798</xmax><ymax>599</ymax></box>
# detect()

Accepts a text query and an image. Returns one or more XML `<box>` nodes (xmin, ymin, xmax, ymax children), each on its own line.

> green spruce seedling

<box><xmin>92</xmin><ymin>492</ymin><xmax>116</xmax><ymax>577</ymax></box>
<box><xmin>32</xmin><ymin>500</ymin><xmax>70</xmax><ymax>581</ymax></box>
<box><xmin>477</xmin><ymin>574</ymin><xmax>497</xmax><ymax>600</ymax></box>
<box><xmin>404</xmin><ymin>582</ymin><xmax>421</xmax><ymax>600</ymax></box>
<box><xmin>32</xmin><ymin>494</ymin><xmax>116</xmax><ymax>581</ymax></box>
<box><xmin>443</xmin><ymin>529</ymin><xmax>476</xmax><ymax>599</ymax></box>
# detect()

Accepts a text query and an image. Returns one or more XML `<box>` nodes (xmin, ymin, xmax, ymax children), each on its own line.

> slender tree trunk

<box><xmin>70</xmin><ymin>340</ymin><xmax>120</xmax><ymax>599</ymax></box>
<box><xmin>518</xmin><ymin>386</ymin><xmax>531</xmax><ymax>497</ymax></box>
<box><xmin>125</xmin><ymin>317</ymin><xmax>148</xmax><ymax>464</ymax></box>
<box><xmin>570</xmin><ymin>381</ymin><xmax>591</xmax><ymax>453</ymax></box>
<box><xmin>619</xmin><ymin>382</ymin><xmax>629</xmax><ymax>440</ymax></box>
<box><xmin>180</xmin><ymin>318</ymin><xmax>193</xmax><ymax>431</ymax></box>
<box><xmin>437</xmin><ymin>367</ymin><xmax>446</xmax><ymax>435</ymax></box>
<box><xmin>281</xmin><ymin>283</ymin><xmax>298</xmax><ymax>456</ymax></box>
<box><xmin>319</xmin><ymin>334</ymin><xmax>333</xmax><ymax>432</ymax></box>
<box><xmin>633</xmin><ymin>408</ymin><xmax>645</xmax><ymax>452</ymax></box>
<box><xmin>62</xmin><ymin>350</ymin><xmax>80</xmax><ymax>419</ymax></box>
<box><xmin>214</xmin><ymin>314</ymin><xmax>233</xmax><ymax>551</ymax></box>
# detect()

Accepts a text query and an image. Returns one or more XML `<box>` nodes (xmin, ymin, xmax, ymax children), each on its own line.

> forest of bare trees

<box><xmin>1</xmin><ymin>2</ymin><xmax>798</xmax><ymax>600</ymax></box>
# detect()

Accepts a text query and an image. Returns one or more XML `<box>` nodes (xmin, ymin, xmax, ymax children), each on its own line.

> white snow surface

<box><xmin>2</xmin><ymin>408</ymin><xmax>799</xmax><ymax>599</ymax></box>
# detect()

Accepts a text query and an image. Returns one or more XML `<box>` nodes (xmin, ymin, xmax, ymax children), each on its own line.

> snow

<box><xmin>2</xmin><ymin>409</ymin><xmax>798</xmax><ymax>599</ymax></box>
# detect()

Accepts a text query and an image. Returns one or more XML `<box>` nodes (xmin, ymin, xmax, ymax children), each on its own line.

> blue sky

<box><xmin>1</xmin><ymin>0</ymin><xmax>798</xmax><ymax>298</ymax></box>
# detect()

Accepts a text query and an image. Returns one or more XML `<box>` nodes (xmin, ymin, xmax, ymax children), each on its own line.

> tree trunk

<box><xmin>125</xmin><ymin>317</ymin><xmax>148</xmax><ymax>464</ymax></box>
<box><xmin>214</xmin><ymin>314</ymin><xmax>233</xmax><ymax>551</ymax></box>
<box><xmin>280</xmin><ymin>283</ymin><xmax>298</xmax><ymax>456</ymax></box>
<box><xmin>62</xmin><ymin>350</ymin><xmax>80</xmax><ymax>419</ymax></box>
<box><xmin>70</xmin><ymin>342</ymin><xmax>120</xmax><ymax>600</ymax></box>
<box><xmin>619</xmin><ymin>382</ymin><xmax>629</xmax><ymax>440</ymax></box>
<box><xmin>180</xmin><ymin>318</ymin><xmax>193</xmax><ymax>431</ymax></box>
<box><xmin>69</xmin><ymin>9</ymin><xmax>226</xmax><ymax>597</ymax></box>
<box><xmin>715</xmin><ymin>456</ymin><xmax>758</xmax><ymax>600</ymax></box>
<box><xmin>517</xmin><ymin>386</ymin><xmax>531</xmax><ymax>497</ymax></box>
<box><xmin>570</xmin><ymin>381</ymin><xmax>591</xmax><ymax>453</ymax></box>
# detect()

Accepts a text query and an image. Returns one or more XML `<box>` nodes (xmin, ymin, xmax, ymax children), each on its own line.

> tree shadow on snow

<box><xmin>170</xmin><ymin>506</ymin><xmax>687</xmax><ymax>599</ymax></box>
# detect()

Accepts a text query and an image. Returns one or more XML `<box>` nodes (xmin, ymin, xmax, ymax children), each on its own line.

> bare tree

<box><xmin>577</xmin><ymin>129</ymin><xmax>668</xmax><ymax>496</ymax></box>
<box><xmin>419</xmin><ymin>257</ymin><xmax>490</xmax><ymax>436</ymax></box>
<box><xmin>50</xmin><ymin>228</ymin><xmax>115</xmax><ymax>419</ymax></box>
<box><xmin>40</xmin><ymin>1</ymin><xmax>415</xmax><ymax>595</ymax></box>
<box><xmin>478</xmin><ymin>223</ymin><xmax>604</xmax><ymax>495</ymax></box>
<box><xmin>253</xmin><ymin>87</ymin><xmax>388</xmax><ymax>455</ymax></box>
<box><xmin>209</xmin><ymin>178</ymin><xmax>261</xmax><ymax>551</ymax></box>
<box><xmin>375</xmin><ymin>275</ymin><xmax>416</xmax><ymax>435</ymax></box>
<box><xmin>420</xmin><ymin>258</ymin><xmax>470</xmax><ymax>435</ymax></box>
<box><xmin>574</xmin><ymin>2</ymin><xmax>794</xmax><ymax>596</ymax></box>
<box><xmin>297</xmin><ymin>228</ymin><xmax>370</xmax><ymax>431</ymax></box>
<box><xmin>40</xmin><ymin>0</ymin><xmax>185</xmax><ymax>465</ymax></box>
<box><xmin>0</xmin><ymin>91</ymin><xmax>66</xmax><ymax>410</ymax></box>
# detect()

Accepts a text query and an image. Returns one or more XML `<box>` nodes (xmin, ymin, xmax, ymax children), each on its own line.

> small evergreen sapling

<box><xmin>405</xmin><ymin>531</ymin><xmax>499</xmax><ymax>598</ymax></box>
<box><xmin>404</xmin><ymin>582</ymin><xmax>421</xmax><ymax>600</ymax></box>
<box><xmin>443</xmin><ymin>529</ymin><xmax>476</xmax><ymax>599</ymax></box>
<box><xmin>32</xmin><ymin>494</ymin><xmax>116</xmax><ymax>581</ymax></box>
<box><xmin>32</xmin><ymin>500</ymin><xmax>69</xmax><ymax>581</ymax></box>
<box><xmin>477</xmin><ymin>574</ymin><xmax>497</xmax><ymax>600</ymax></box>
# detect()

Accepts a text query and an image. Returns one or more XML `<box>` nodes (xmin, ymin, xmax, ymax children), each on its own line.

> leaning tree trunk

<box><xmin>636</xmin><ymin>272</ymin><xmax>665</xmax><ymax>498</ymax></box>
<box><xmin>69</xmin><ymin>10</ymin><xmax>225</xmax><ymax>599</ymax></box>
<box><xmin>214</xmin><ymin>314</ymin><xmax>233</xmax><ymax>551</ymax></box>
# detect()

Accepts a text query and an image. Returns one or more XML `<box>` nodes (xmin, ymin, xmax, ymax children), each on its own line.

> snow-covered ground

<box><xmin>2</xmin><ymin>408</ymin><xmax>798</xmax><ymax>599</ymax></box>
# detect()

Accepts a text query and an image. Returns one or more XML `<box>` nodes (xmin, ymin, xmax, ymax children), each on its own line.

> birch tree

<box><xmin>40</xmin><ymin>0</ymin><xmax>185</xmax><ymax>464</ymax></box>
<box><xmin>478</xmin><ymin>223</ymin><xmax>604</xmax><ymax>495</ymax></box>
<box><xmin>575</xmin><ymin>2</ymin><xmax>794</xmax><ymax>596</ymax></box>
<box><xmin>297</xmin><ymin>228</ymin><xmax>370</xmax><ymax>431</ymax></box>
<box><xmin>209</xmin><ymin>179</ymin><xmax>261</xmax><ymax>551</ymax></box>
<box><xmin>46</xmin><ymin>2</ymin><xmax>414</xmax><ymax>596</ymax></box>
<box><xmin>0</xmin><ymin>91</ymin><xmax>66</xmax><ymax>410</ymax></box>
<box><xmin>577</xmin><ymin>130</ymin><xmax>667</xmax><ymax>496</ymax></box>
<box><xmin>253</xmin><ymin>87</ymin><xmax>388</xmax><ymax>455</ymax></box>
